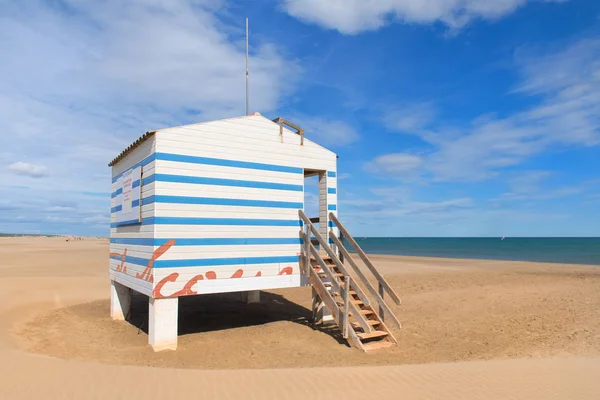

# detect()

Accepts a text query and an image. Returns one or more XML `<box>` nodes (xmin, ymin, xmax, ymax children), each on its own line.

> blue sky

<box><xmin>1</xmin><ymin>0</ymin><xmax>599</xmax><ymax>237</ymax></box>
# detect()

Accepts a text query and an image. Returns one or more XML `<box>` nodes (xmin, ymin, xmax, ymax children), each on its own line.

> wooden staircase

<box><xmin>298</xmin><ymin>210</ymin><xmax>401</xmax><ymax>352</ymax></box>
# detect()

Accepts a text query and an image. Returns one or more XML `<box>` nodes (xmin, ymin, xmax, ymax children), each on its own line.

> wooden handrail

<box><xmin>330</xmin><ymin>232</ymin><xmax>401</xmax><ymax>328</ymax></box>
<box><xmin>342</xmin><ymin>275</ymin><xmax>350</xmax><ymax>339</ymax></box>
<box><xmin>299</xmin><ymin>210</ymin><xmax>374</xmax><ymax>333</ymax></box>
<box><xmin>329</xmin><ymin>213</ymin><xmax>401</xmax><ymax>305</ymax></box>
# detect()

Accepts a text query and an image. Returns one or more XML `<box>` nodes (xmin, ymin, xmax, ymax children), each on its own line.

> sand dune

<box><xmin>1</xmin><ymin>237</ymin><xmax>599</xmax><ymax>399</ymax></box>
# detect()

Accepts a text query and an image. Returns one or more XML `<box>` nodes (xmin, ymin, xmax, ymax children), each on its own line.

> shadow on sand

<box><xmin>126</xmin><ymin>290</ymin><xmax>347</xmax><ymax>346</ymax></box>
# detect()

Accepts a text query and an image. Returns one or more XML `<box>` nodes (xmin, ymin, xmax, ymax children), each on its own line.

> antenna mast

<box><xmin>245</xmin><ymin>18</ymin><xmax>249</xmax><ymax>115</ymax></box>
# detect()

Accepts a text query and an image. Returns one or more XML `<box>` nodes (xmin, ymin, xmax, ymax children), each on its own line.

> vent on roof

<box><xmin>272</xmin><ymin>117</ymin><xmax>304</xmax><ymax>145</ymax></box>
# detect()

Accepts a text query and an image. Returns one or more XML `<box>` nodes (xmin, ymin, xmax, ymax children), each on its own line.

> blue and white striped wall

<box><xmin>109</xmin><ymin>115</ymin><xmax>338</xmax><ymax>298</ymax></box>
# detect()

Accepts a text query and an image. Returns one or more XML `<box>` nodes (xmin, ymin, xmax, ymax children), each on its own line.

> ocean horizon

<box><xmin>348</xmin><ymin>237</ymin><xmax>600</xmax><ymax>266</ymax></box>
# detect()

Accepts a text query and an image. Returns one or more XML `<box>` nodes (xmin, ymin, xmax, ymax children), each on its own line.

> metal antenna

<box><xmin>245</xmin><ymin>18</ymin><xmax>249</xmax><ymax>115</ymax></box>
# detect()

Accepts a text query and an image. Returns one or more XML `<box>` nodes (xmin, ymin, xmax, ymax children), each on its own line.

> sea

<box><xmin>348</xmin><ymin>237</ymin><xmax>600</xmax><ymax>266</ymax></box>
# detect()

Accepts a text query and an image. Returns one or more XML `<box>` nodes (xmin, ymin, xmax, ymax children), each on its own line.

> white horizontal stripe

<box><xmin>153</xmin><ymin>204</ymin><xmax>300</xmax><ymax>218</ymax></box>
<box><xmin>159</xmin><ymin>142</ymin><xmax>336</xmax><ymax>172</ymax></box>
<box><xmin>111</xmin><ymin>137</ymin><xmax>156</xmax><ymax>177</ymax></box>
<box><xmin>159</xmin><ymin>245</ymin><xmax>301</xmax><ymax>260</ymax></box>
<box><xmin>160</xmin><ymin>134</ymin><xmax>335</xmax><ymax>160</ymax></box>
<box><xmin>155</xmin><ymin>160</ymin><xmax>301</xmax><ymax>185</ymax></box>
<box><xmin>154</xmin><ymin>183</ymin><xmax>304</xmax><ymax>201</ymax></box>
<box><xmin>161</xmin><ymin>118</ymin><xmax>329</xmax><ymax>153</ymax></box>
<box><xmin>154</xmin><ymin>225</ymin><xmax>301</xmax><ymax>238</ymax></box>
<box><xmin>109</xmin><ymin>232</ymin><xmax>156</xmax><ymax>239</ymax></box>
<box><xmin>109</xmin><ymin>269</ymin><xmax>152</xmax><ymax>296</ymax></box>
<box><xmin>110</xmin><ymin>244</ymin><xmax>154</xmax><ymax>255</ymax></box>
<box><xmin>110</xmin><ymin>225</ymin><xmax>154</xmax><ymax>234</ymax></box>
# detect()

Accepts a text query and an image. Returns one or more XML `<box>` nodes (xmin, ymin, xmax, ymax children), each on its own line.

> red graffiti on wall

<box><xmin>136</xmin><ymin>240</ymin><xmax>176</xmax><ymax>282</ymax></box>
<box><xmin>111</xmin><ymin>239</ymin><xmax>296</xmax><ymax>299</ymax></box>
<box><xmin>152</xmin><ymin>266</ymin><xmax>295</xmax><ymax>298</ymax></box>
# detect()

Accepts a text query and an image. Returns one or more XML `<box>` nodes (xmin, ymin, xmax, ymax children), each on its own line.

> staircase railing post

<box><xmin>343</xmin><ymin>275</ymin><xmax>350</xmax><ymax>339</ymax></box>
<box><xmin>378</xmin><ymin>283</ymin><xmax>384</xmax><ymax>322</ymax></box>
<box><xmin>304</xmin><ymin>222</ymin><xmax>310</xmax><ymax>278</ymax></box>
<box><xmin>339</xmin><ymin>231</ymin><xmax>344</xmax><ymax>264</ymax></box>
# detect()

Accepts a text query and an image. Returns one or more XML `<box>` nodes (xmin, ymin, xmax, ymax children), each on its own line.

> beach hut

<box><xmin>109</xmin><ymin>113</ymin><xmax>400</xmax><ymax>351</ymax></box>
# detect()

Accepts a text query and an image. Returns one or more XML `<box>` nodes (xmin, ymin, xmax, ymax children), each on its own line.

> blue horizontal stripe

<box><xmin>132</xmin><ymin>179</ymin><xmax>141</xmax><ymax>188</ymax></box>
<box><xmin>327</xmin><ymin>188</ymin><xmax>336</xmax><ymax>194</ymax></box>
<box><xmin>111</xmin><ymin>217</ymin><xmax>302</xmax><ymax>228</ymax></box>
<box><xmin>151</xmin><ymin>173</ymin><xmax>302</xmax><ymax>191</ymax></box>
<box><xmin>110</xmin><ymin>255</ymin><xmax>300</xmax><ymax>268</ymax></box>
<box><xmin>114</xmin><ymin>218</ymin><xmax>141</xmax><ymax>227</ymax></box>
<box><xmin>328</xmin><ymin>204</ymin><xmax>337</xmax><ymax>210</ymax></box>
<box><xmin>112</xmin><ymin>154</ymin><xmax>156</xmax><ymax>183</ymax></box>
<box><xmin>155</xmin><ymin>152</ymin><xmax>302</xmax><ymax>174</ymax></box>
<box><xmin>110</xmin><ymin>238</ymin><xmax>302</xmax><ymax>246</ymax></box>
<box><xmin>110</xmin><ymin>199</ymin><xmax>141</xmax><ymax>214</ymax></box>
<box><xmin>111</xmin><ymin>188</ymin><xmax>122</xmax><ymax>198</ymax></box>
<box><xmin>141</xmin><ymin>175</ymin><xmax>155</xmax><ymax>186</ymax></box>
<box><xmin>327</xmin><ymin>171</ymin><xmax>336</xmax><ymax>178</ymax></box>
<box><xmin>111</xmin><ymin>218</ymin><xmax>152</xmax><ymax>228</ymax></box>
<box><xmin>153</xmin><ymin>217</ymin><xmax>302</xmax><ymax>226</ymax></box>
<box><xmin>143</xmin><ymin>195</ymin><xmax>302</xmax><ymax>209</ymax></box>
<box><xmin>110</xmin><ymin>238</ymin><xmax>155</xmax><ymax>246</ymax></box>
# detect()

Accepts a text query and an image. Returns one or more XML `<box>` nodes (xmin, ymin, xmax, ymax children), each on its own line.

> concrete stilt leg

<box><xmin>149</xmin><ymin>297</ymin><xmax>178</xmax><ymax>351</ymax></box>
<box><xmin>110</xmin><ymin>280</ymin><xmax>131</xmax><ymax>321</ymax></box>
<box><xmin>241</xmin><ymin>290</ymin><xmax>260</xmax><ymax>303</ymax></box>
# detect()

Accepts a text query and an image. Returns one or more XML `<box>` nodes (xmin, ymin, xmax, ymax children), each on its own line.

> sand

<box><xmin>1</xmin><ymin>237</ymin><xmax>599</xmax><ymax>399</ymax></box>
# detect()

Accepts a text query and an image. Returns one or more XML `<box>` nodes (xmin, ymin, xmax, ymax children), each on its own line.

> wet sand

<box><xmin>1</xmin><ymin>237</ymin><xmax>599</xmax><ymax>399</ymax></box>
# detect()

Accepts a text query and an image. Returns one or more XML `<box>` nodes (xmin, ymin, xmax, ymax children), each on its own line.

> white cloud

<box><xmin>365</xmin><ymin>153</ymin><xmax>423</xmax><ymax>174</ymax></box>
<box><xmin>506</xmin><ymin>170</ymin><xmax>553</xmax><ymax>194</ymax></box>
<box><xmin>384</xmin><ymin>102</ymin><xmax>436</xmax><ymax>133</ymax></box>
<box><xmin>295</xmin><ymin>116</ymin><xmax>360</xmax><ymax>146</ymax></box>
<box><xmin>0</xmin><ymin>0</ymin><xmax>297</xmax><ymax>234</ymax></box>
<box><xmin>374</xmin><ymin>37</ymin><xmax>600</xmax><ymax>182</ymax></box>
<box><xmin>281</xmin><ymin>0</ymin><xmax>567</xmax><ymax>34</ymax></box>
<box><xmin>7</xmin><ymin>162</ymin><xmax>48</xmax><ymax>178</ymax></box>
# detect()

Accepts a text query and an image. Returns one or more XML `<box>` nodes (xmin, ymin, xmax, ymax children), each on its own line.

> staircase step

<box><xmin>350</xmin><ymin>320</ymin><xmax>381</xmax><ymax>329</ymax></box>
<box><xmin>336</xmin><ymin>300</ymin><xmax>364</xmax><ymax>307</ymax></box>
<box><xmin>318</xmin><ymin>272</ymin><xmax>344</xmax><ymax>278</ymax></box>
<box><xmin>362</xmin><ymin>341</ymin><xmax>394</xmax><ymax>352</ymax></box>
<box><xmin>357</xmin><ymin>331</ymin><xmax>389</xmax><ymax>340</ymax></box>
<box><xmin>340</xmin><ymin>308</ymin><xmax>374</xmax><ymax>317</ymax></box>
<box><xmin>329</xmin><ymin>290</ymin><xmax>357</xmax><ymax>297</ymax></box>
<box><xmin>310</xmin><ymin>256</ymin><xmax>332</xmax><ymax>262</ymax></box>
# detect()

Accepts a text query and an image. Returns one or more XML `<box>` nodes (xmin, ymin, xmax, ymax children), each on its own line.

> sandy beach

<box><xmin>1</xmin><ymin>236</ymin><xmax>599</xmax><ymax>399</ymax></box>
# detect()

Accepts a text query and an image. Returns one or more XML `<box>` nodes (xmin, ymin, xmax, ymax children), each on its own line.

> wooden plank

<box><xmin>307</xmin><ymin>266</ymin><xmax>341</xmax><ymax>325</ymax></box>
<box><xmin>330</xmin><ymin>232</ymin><xmax>401</xmax><ymax>328</ymax></box>
<box><xmin>346</xmin><ymin>323</ymin><xmax>366</xmax><ymax>351</ymax></box>
<box><xmin>362</xmin><ymin>341</ymin><xmax>395</xmax><ymax>351</ymax></box>
<box><xmin>329</xmin><ymin>213</ymin><xmax>401</xmax><ymax>305</ymax></box>
<box><xmin>301</xmin><ymin>231</ymin><xmax>341</xmax><ymax>293</ymax></box>
<box><xmin>357</xmin><ymin>331</ymin><xmax>389</xmax><ymax>340</ymax></box>
<box><xmin>299</xmin><ymin>210</ymin><xmax>373</xmax><ymax>333</ymax></box>
<box><xmin>350</xmin><ymin>320</ymin><xmax>381</xmax><ymax>329</ymax></box>
<box><xmin>379</xmin><ymin>283</ymin><xmax>385</xmax><ymax>322</ymax></box>
<box><xmin>342</xmin><ymin>276</ymin><xmax>350</xmax><ymax>339</ymax></box>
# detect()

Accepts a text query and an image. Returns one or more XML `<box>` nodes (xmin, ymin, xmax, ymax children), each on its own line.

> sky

<box><xmin>0</xmin><ymin>0</ymin><xmax>599</xmax><ymax>237</ymax></box>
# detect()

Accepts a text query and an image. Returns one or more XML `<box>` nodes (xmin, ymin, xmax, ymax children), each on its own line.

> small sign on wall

<box><xmin>115</xmin><ymin>166</ymin><xmax>142</xmax><ymax>226</ymax></box>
